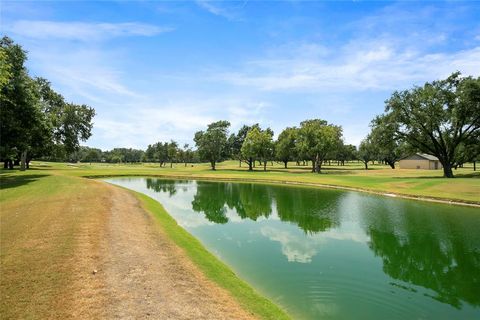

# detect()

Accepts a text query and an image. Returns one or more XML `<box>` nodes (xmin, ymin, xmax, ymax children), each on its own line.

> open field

<box><xmin>42</xmin><ymin>160</ymin><xmax>480</xmax><ymax>204</ymax></box>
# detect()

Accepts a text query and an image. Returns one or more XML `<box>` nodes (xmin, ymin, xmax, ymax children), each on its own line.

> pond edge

<box><xmin>114</xmin><ymin>184</ymin><xmax>292</xmax><ymax>320</ymax></box>
<box><xmin>91</xmin><ymin>174</ymin><xmax>480</xmax><ymax>208</ymax></box>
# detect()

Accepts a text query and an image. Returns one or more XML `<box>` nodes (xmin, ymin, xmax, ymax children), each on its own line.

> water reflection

<box><xmin>364</xmin><ymin>208</ymin><xmax>480</xmax><ymax>309</ymax></box>
<box><xmin>132</xmin><ymin>179</ymin><xmax>480</xmax><ymax>314</ymax></box>
<box><xmin>146</xmin><ymin>178</ymin><xmax>179</xmax><ymax>196</ymax></box>
<box><xmin>191</xmin><ymin>181</ymin><xmax>341</xmax><ymax>232</ymax></box>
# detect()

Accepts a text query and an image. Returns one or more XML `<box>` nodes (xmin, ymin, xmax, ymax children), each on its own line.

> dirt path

<box><xmin>90</xmin><ymin>182</ymin><xmax>256</xmax><ymax>319</ymax></box>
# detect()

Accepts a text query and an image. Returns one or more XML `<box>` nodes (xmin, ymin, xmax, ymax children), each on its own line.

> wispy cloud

<box><xmin>195</xmin><ymin>0</ymin><xmax>243</xmax><ymax>21</ymax></box>
<box><xmin>6</xmin><ymin>20</ymin><xmax>173</xmax><ymax>41</ymax></box>
<box><xmin>214</xmin><ymin>37</ymin><xmax>480</xmax><ymax>92</ymax></box>
<box><xmin>90</xmin><ymin>97</ymin><xmax>269</xmax><ymax>149</ymax></box>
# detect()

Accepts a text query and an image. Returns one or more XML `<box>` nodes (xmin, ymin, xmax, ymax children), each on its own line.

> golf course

<box><xmin>1</xmin><ymin>161</ymin><xmax>479</xmax><ymax>319</ymax></box>
<box><xmin>2</xmin><ymin>1</ymin><xmax>480</xmax><ymax>319</ymax></box>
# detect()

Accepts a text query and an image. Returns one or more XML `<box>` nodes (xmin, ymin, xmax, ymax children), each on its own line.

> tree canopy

<box><xmin>383</xmin><ymin>72</ymin><xmax>480</xmax><ymax>177</ymax></box>
<box><xmin>194</xmin><ymin>120</ymin><xmax>230</xmax><ymax>170</ymax></box>
<box><xmin>0</xmin><ymin>36</ymin><xmax>95</xmax><ymax>170</ymax></box>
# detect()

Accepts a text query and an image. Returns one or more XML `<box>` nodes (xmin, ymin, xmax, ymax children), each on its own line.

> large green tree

<box><xmin>241</xmin><ymin>126</ymin><xmax>274</xmax><ymax>171</ymax></box>
<box><xmin>384</xmin><ymin>72</ymin><xmax>480</xmax><ymax>177</ymax></box>
<box><xmin>1</xmin><ymin>37</ymin><xmax>95</xmax><ymax>170</ymax></box>
<box><xmin>194</xmin><ymin>120</ymin><xmax>230</xmax><ymax>170</ymax></box>
<box><xmin>297</xmin><ymin>119</ymin><xmax>343</xmax><ymax>173</ymax></box>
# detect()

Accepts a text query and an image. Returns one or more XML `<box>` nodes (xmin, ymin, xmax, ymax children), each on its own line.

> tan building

<box><xmin>399</xmin><ymin>153</ymin><xmax>443</xmax><ymax>170</ymax></box>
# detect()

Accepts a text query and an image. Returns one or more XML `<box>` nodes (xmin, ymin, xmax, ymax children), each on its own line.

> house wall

<box><xmin>399</xmin><ymin>159</ymin><xmax>442</xmax><ymax>169</ymax></box>
<box><xmin>429</xmin><ymin>160</ymin><xmax>443</xmax><ymax>170</ymax></box>
<box><xmin>399</xmin><ymin>159</ymin><xmax>430</xmax><ymax>169</ymax></box>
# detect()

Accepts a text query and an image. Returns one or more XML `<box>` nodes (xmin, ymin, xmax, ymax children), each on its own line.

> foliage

<box><xmin>0</xmin><ymin>37</ymin><xmax>95</xmax><ymax>170</ymax></box>
<box><xmin>194</xmin><ymin>120</ymin><xmax>230</xmax><ymax>170</ymax></box>
<box><xmin>275</xmin><ymin>127</ymin><xmax>298</xmax><ymax>168</ymax></box>
<box><xmin>384</xmin><ymin>72</ymin><xmax>480</xmax><ymax>177</ymax></box>
<box><xmin>357</xmin><ymin>137</ymin><xmax>378</xmax><ymax>170</ymax></box>
<box><xmin>297</xmin><ymin>119</ymin><xmax>343</xmax><ymax>173</ymax></box>
<box><xmin>241</xmin><ymin>126</ymin><xmax>274</xmax><ymax>171</ymax></box>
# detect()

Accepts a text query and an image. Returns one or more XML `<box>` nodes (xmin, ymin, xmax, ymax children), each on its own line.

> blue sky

<box><xmin>2</xmin><ymin>1</ymin><xmax>480</xmax><ymax>150</ymax></box>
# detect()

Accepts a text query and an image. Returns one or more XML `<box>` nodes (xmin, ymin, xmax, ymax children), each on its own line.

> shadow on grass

<box><xmin>391</xmin><ymin>172</ymin><xmax>480</xmax><ymax>179</ymax></box>
<box><xmin>0</xmin><ymin>174</ymin><xmax>48</xmax><ymax>190</ymax></box>
<box><xmin>214</xmin><ymin>167</ymin><xmax>358</xmax><ymax>175</ymax></box>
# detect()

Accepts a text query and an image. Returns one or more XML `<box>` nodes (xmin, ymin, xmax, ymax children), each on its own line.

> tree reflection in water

<box><xmin>363</xmin><ymin>203</ymin><xmax>480</xmax><ymax>309</ymax></box>
<box><xmin>142</xmin><ymin>179</ymin><xmax>480</xmax><ymax>310</ymax></box>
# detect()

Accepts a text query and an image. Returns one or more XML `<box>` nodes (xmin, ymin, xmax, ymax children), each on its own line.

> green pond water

<box><xmin>105</xmin><ymin>177</ymin><xmax>480</xmax><ymax>320</ymax></box>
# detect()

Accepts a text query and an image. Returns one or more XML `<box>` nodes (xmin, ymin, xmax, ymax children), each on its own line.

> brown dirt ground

<box><xmin>71</xmin><ymin>181</ymin><xmax>256</xmax><ymax>319</ymax></box>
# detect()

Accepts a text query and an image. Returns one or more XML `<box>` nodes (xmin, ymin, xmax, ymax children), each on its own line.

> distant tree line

<box><xmin>1</xmin><ymin>36</ymin><xmax>95</xmax><ymax>170</ymax></box>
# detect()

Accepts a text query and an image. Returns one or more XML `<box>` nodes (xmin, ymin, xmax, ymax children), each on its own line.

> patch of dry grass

<box><xmin>0</xmin><ymin>172</ymin><xmax>110</xmax><ymax>319</ymax></box>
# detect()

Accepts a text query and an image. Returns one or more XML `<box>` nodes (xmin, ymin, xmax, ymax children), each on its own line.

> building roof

<box><xmin>400</xmin><ymin>153</ymin><xmax>440</xmax><ymax>161</ymax></box>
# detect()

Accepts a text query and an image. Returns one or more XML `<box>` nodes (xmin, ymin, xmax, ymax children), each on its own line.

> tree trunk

<box><xmin>264</xmin><ymin>161</ymin><xmax>267</xmax><ymax>171</ymax></box>
<box><xmin>248</xmin><ymin>157</ymin><xmax>253</xmax><ymax>171</ymax></box>
<box><xmin>311</xmin><ymin>158</ymin><xmax>316</xmax><ymax>173</ymax></box>
<box><xmin>27</xmin><ymin>159</ymin><xmax>30</xmax><ymax>169</ymax></box>
<box><xmin>3</xmin><ymin>161</ymin><xmax>8</xmax><ymax>169</ymax></box>
<box><xmin>20</xmin><ymin>150</ymin><xmax>27</xmax><ymax>171</ymax></box>
<box><xmin>442</xmin><ymin>163</ymin><xmax>454</xmax><ymax>178</ymax></box>
<box><xmin>170</xmin><ymin>162</ymin><xmax>173</xmax><ymax>168</ymax></box>
<box><xmin>284</xmin><ymin>160</ymin><xmax>288</xmax><ymax>169</ymax></box>
<box><xmin>239</xmin><ymin>159</ymin><xmax>241</xmax><ymax>167</ymax></box>
<box><xmin>364</xmin><ymin>161</ymin><xmax>368</xmax><ymax>170</ymax></box>
<box><xmin>387</xmin><ymin>160</ymin><xmax>395</xmax><ymax>169</ymax></box>
<box><xmin>316</xmin><ymin>160</ymin><xmax>322</xmax><ymax>173</ymax></box>
<box><xmin>211</xmin><ymin>161</ymin><xmax>216</xmax><ymax>170</ymax></box>
<box><xmin>474</xmin><ymin>161</ymin><xmax>476</xmax><ymax>171</ymax></box>
<box><xmin>185</xmin><ymin>161</ymin><xmax>187</xmax><ymax>167</ymax></box>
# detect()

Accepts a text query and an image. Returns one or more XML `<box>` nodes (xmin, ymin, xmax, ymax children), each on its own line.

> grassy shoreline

<box><xmin>132</xmin><ymin>189</ymin><xmax>290</xmax><ymax>319</ymax></box>
<box><xmin>55</xmin><ymin>160</ymin><xmax>480</xmax><ymax>205</ymax></box>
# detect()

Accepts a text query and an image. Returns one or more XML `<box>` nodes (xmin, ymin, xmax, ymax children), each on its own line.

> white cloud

<box><xmin>195</xmin><ymin>0</ymin><xmax>242</xmax><ymax>21</ymax></box>
<box><xmin>261</xmin><ymin>225</ymin><xmax>369</xmax><ymax>263</ymax></box>
<box><xmin>215</xmin><ymin>45</ymin><xmax>480</xmax><ymax>92</ymax></box>
<box><xmin>7</xmin><ymin>20</ymin><xmax>173</xmax><ymax>41</ymax></box>
<box><xmin>90</xmin><ymin>97</ymin><xmax>270</xmax><ymax>149</ymax></box>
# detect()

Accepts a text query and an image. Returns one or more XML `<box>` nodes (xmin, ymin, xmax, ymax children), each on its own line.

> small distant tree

<box><xmin>241</xmin><ymin>126</ymin><xmax>274</xmax><ymax>171</ymax></box>
<box><xmin>357</xmin><ymin>137</ymin><xmax>377</xmax><ymax>170</ymax></box>
<box><xmin>84</xmin><ymin>148</ymin><xmax>102</xmax><ymax>163</ymax></box>
<box><xmin>194</xmin><ymin>121</ymin><xmax>230</xmax><ymax>170</ymax></box>
<box><xmin>167</xmin><ymin>140</ymin><xmax>178</xmax><ymax>168</ymax></box>
<box><xmin>276</xmin><ymin>127</ymin><xmax>297</xmax><ymax>168</ymax></box>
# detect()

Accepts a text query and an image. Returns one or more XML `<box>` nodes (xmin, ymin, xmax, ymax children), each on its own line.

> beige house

<box><xmin>399</xmin><ymin>153</ymin><xmax>443</xmax><ymax>170</ymax></box>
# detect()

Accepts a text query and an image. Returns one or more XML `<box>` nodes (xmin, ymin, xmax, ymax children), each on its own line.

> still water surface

<box><xmin>105</xmin><ymin>178</ymin><xmax>480</xmax><ymax>320</ymax></box>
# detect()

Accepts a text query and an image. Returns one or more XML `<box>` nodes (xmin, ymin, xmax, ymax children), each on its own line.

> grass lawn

<box><xmin>47</xmin><ymin>160</ymin><xmax>480</xmax><ymax>204</ymax></box>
